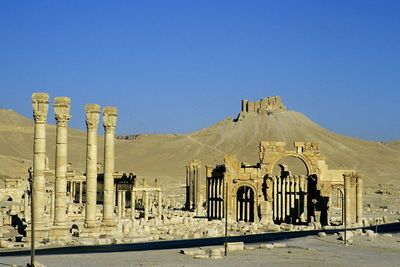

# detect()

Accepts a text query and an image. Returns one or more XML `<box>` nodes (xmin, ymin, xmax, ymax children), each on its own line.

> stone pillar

<box><xmin>278</xmin><ymin>177</ymin><xmax>285</xmax><ymax>221</ymax></box>
<box><xmin>273</xmin><ymin>176</ymin><xmax>277</xmax><ymax>221</ymax></box>
<box><xmin>117</xmin><ymin>190</ymin><xmax>122</xmax><ymax>220</ymax></box>
<box><xmin>53</xmin><ymin>97</ymin><xmax>71</xmax><ymax>225</ymax></box>
<box><xmin>69</xmin><ymin>181</ymin><xmax>73</xmax><ymax>204</ymax></box>
<box><xmin>185</xmin><ymin>166</ymin><xmax>190</xmax><ymax>209</ymax></box>
<box><xmin>131</xmin><ymin>190</ymin><xmax>136</xmax><ymax>220</ymax></box>
<box><xmin>79</xmin><ymin>182</ymin><xmax>83</xmax><ymax>204</ymax></box>
<box><xmin>122</xmin><ymin>190</ymin><xmax>126</xmax><ymax>218</ymax></box>
<box><xmin>50</xmin><ymin>190</ymin><xmax>55</xmax><ymax>221</ymax></box>
<box><xmin>286</xmin><ymin>178</ymin><xmax>290</xmax><ymax>219</ymax></box>
<box><xmin>344</xmin><ymin>174</ymin><xmax>351</xmax><ymax>225</ymax></box>
<box><xmin>144</xmin><ymin>190</ymin><xmax>149</xmax><ymax>221</ymax></box>
<box><xmin>84</xmin><ymin>104</ymin><xmax>100</xmax><ymax>227</ymax></box>
<box><xmin>32</xmin><ymin>93</ymin><xmax>50</xmax><ymax>228</ymax></box>
<box><xmin>356</xmin><ymin>176</ymin><xmax>363</xmax><ymax>224</ymax></box>
<box><xmin>24</xmin><ymin>191</ymin><xmax>29</xmax><ymax>220</ymax></box>
<box><xmin>157</xmin><ymin>190</ymin><xmax>162</xmax><ymax>219</ymax></box>
<box><xmin>294</xmin><ymin>175</ymin><xmax>300</xmax><ymax>222</ymax></box>
<box><xmin>290</xmin><ymin>176</ymin><xmax>295</xmax><ymax>221</ymax></box>
<box><xmin>241</xmin><ymin>100</ymin><xmax>248</xmax><ymax>112</ymax></box>
<box><xmin>102</xmin><ymin>107</ymin><xmax>118</xmax><ymax>226</ymax></box>
<box><xmin>195</xmin><ymin>165</ymin><xmax>201</xmax><ymax>214</ymax></box>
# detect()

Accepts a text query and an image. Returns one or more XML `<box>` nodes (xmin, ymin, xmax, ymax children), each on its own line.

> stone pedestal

<box><xmin>50</xmin><ymin>225</ymin><xmax>71</xmax><ymax>241</ymax></box>
<box><xmin>26</xmin><ymin>226</ymin><xmax>50</xmax><ymax>242</ymax></box>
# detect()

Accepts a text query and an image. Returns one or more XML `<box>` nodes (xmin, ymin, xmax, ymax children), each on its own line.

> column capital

<box><xmin>54</xmin><ymin>97</ymin><xmax>71</xmax><ymax>127</ymax></box>
<box><xmin>32</xmin><ymin>93</ymin><xmax>50</xmax><ymax>123</ymax></box>
<box><xmin>103</xmin><ymin>107</ymin><xmax>118</xmax><ymax>133</ymax></box>
<box><xmin>85</xmin><ymin>104</ymin><xmax>101</xmax><ymax>130</ymax></box>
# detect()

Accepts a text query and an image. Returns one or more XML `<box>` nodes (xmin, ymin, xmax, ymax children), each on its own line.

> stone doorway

<box><xmin>330</xmin><ymin>187</ymin><xmax>344</xmax><ymax>225</ymax></box>
<box><xmin>236</xmin><ymin>186</ymin><xmax>255</xmax><ymax>222</ymax></box>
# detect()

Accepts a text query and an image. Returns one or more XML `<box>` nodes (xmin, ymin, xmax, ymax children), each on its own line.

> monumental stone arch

<box><xmin>204</xmin><ymin>141</ymin><xmax>363</xmax><ymax>227</ymax></box>
<box><xmin>234</xmin><ymin>182</ymin><xmax>258</xmax><ymax>222</ymax></box>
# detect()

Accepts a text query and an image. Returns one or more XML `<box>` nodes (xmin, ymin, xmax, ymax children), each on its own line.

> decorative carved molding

<box><xmin>85</xmin><ymin>104</ymin><xmax>100</xmax><ymax>131</ymax></box>
<box><xmin>103</xmin><ymin>107</ymin><xmax>118</xmax><ymax>133</ymax></box>
<box><xmin>32</xmin><ymin>93</ymin><xmax>49</xmax><ymax>124</ymax></box>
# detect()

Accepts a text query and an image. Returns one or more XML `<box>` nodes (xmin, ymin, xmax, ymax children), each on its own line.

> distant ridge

<box><xmin>0</xmin><ymin>98</ymin><xmax>399</xmax><ymax>186</ymax></box>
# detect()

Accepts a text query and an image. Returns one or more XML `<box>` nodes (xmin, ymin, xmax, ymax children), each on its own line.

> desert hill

<box><xmin>383</xmin><ymin>140</ymin><xmax>400</xmax><ymax>151</ymax></box>
<box><xmin>0</xmin><ymin>104</ymin><xmax>399</xmax><ymax>186</ymax></box>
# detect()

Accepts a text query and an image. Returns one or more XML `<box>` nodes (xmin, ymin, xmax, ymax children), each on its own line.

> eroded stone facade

<box><xmin>205</xmin><ymin>142</ymin><xmax>363</xmax><ymax>227</ymax></box>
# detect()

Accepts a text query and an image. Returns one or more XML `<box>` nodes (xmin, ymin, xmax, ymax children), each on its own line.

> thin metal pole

<box><xmin>224</xmin><ymin>181</ymin><xmax>228</xmax><ymax>256</ymax></box>
<box><xmin>344</xmin><ymin>184</ymin><xmax>347</xmax><ymax>246</ymax></box>
<box><xmin>29</xmin><ymin>168</ymin><xmax>35</xmax><ymax>266</ymax></box>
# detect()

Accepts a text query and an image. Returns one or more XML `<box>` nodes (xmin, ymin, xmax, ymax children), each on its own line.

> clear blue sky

<box><xmin>0</xmin><ymin>1</ymin><xmax>399</xmax><ymax>141</ymax></box>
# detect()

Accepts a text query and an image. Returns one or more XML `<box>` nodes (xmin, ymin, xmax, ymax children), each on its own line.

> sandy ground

<box><xmin>1</xmin><ymin>233</ymin><xmax>399</xmax><ymax>267</ymax></box>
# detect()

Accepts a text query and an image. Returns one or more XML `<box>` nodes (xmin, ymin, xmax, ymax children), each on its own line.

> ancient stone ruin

<box><xmin>0</xmin><ymin>94</ymin><xmax>387</xmax><ymax>253</ymax></box>
<box><xmin>241</xmin><ymin>96</ymin><xmax>287</xmax><ymax>115</ymax></box>
<box><xmin>200</xmin><ymin>142</ymin><xmax>363</xmax><ymax>227</ymax></box>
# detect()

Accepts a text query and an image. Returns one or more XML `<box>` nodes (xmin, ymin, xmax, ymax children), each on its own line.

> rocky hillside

<box><xmin>0</xmin><ymin>106</ymin><xmax>399</xmax><ymax>185</ymax></box>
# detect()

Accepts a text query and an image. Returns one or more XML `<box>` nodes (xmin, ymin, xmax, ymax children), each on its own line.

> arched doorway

<box><xmin>236</xmin><ymin>186</ymin><xmax>255</xmax><ymax>222</ymax></box>
<box><xmin>271</xmin><ymin>156</ymin><xmax>310</xmax><ymax>224</ymax></box>
<box><xmin>330</xmin><ymin>187</ymin><xmax>344</xmax><ymax>225</ymax></box>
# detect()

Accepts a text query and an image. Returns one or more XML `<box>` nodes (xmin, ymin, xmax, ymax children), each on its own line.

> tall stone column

<box><xmin>356</xmin><ymin>176</ymin><xmax>363</xmax><ymax>224</ymax></box>
<box><xmin>24</xmin><ymin>191</ymin><xmax>29</xmax><ymax>220</ymax></box>
<box><xmin>131</xmin><ymin>190</ymin><xmax>136</xmax><ymax>220</ymax></box>
<box><xmin>157</xmin><ymin>190</ymin><xmax>162</xmax><ymax>219</ymax></box>
<box><xmin>122</xmin><ymin>191</ymin><xmax>126</xmax><ymax>218</ymax></box>
<box><xmin>277</xmin><ymin>177</ymin><xmax>282</xmax><ymax>221</ymax></box>
<box><xmin>102</xmin><ymin>107</ymin><xmax>118</xmax><ymax>226</ymax></box>
<box><xmin>50</xmin><ymin>190</ymin><xmax>55</xmax><ymax>221</ymax></box>
<box><xmin>117</xmin><ymin>190</ymin><xmax>122</xmax><ymax>220</ymax></box>
<box><xmin>144</xmin><ymin>190</ymin><xmax>149</xmax><ymax>221</ymax></box>
<box><xmin>32</xmin><ymin>93</ymin><xmax>50</xmax><ymax>228</ymax></box>
<box><xmin>53</xmin><ymin>97</ymin><xmax>71</xmax><ymax>225</ymax></box>
<box><xmin>79</xmin><ymin>182</ymin><xmax>83</xmax><ymax>204</ymax></box>
<box><xmin>195</xmin><ymin>165</ymin><xmax>201</xmax><ymax>214</ymax></box>
<box><xmin>84</xmin><ymin>104</ymin><xmax>100</xmax><ymax>227</ymax></box>
<box><xmin>290</xmin><ymin>176</ymin><xmax>295</xmax><ymax>220</ymax></box>
<box><xmin>344</xmin><ymin>174</ymin><xmax>351</xmax><ymax>225</ymax></box>
<box><xmin>294</xmin><ymin>175</ymin><xmax>300</xmax><ymax>222</ymax></box>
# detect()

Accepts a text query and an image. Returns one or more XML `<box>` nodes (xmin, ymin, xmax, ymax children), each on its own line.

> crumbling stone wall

<box><xmin>241</xmin><ymin>96</ymin><xmax>287</xmax><ymax>115</ymax></box>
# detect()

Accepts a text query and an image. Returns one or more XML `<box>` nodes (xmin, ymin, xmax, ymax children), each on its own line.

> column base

<box><xmin>102</xmin><ymin>218</ymin><xmax>116</xmax><ymax>227</ymax></box>
<box><xmin>85</xmin><ymin>220</ymin><xmax>99</xmax><ymax>228</ymax></box>
<box><xmin>26</xmin><ymin>227</ymin><xmax>50</xmax><ymax>242</ymax></box>
<box><xmin>50</xmin><ymin>225</ymin><xmax>72</xmax><ymax>241</ymax></box>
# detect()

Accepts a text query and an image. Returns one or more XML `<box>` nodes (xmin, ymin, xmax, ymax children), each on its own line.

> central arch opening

<box><xmin>272</xmin><ymin>156</ymin><xmax>308</xmax><ymax>177</ymax></box>
<box><xmin>236</xmin><ymin>186</ymin><xmax>255</xmax><ymax>222</ymax></box>
<box><xmin>271</xmin><ymin>155</ymin><xmax>309</xmax><ymax>224</ymax></box>
<box><xmin>330</xmin><ymin>187</ymin><xmax>344</xmax><ymax>225</ymax></box>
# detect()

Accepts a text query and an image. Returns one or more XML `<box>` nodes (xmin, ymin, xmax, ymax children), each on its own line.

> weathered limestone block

<box><xmin>272</xmin><ymin>243</ymin><xmax>287</xmax><ymax>248</ymax></box>
<box><xmin>259</xmin><ymin>201</ymin><xmax>273</xmax><ymax>225</ymax></box>
<box><xmin>259</xmin><ymin>243</ymin><xmax>273</xmax><ymax>249</ymax></box>
<box><xmin>181</xmin><ymin>248</ymin><xmax>206</xmax><ymax>255</ymax></box>
<box><xmin>227</xmin><ymin>242</ymin><xmax>244</xmax><ymax>251</ymax></box>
